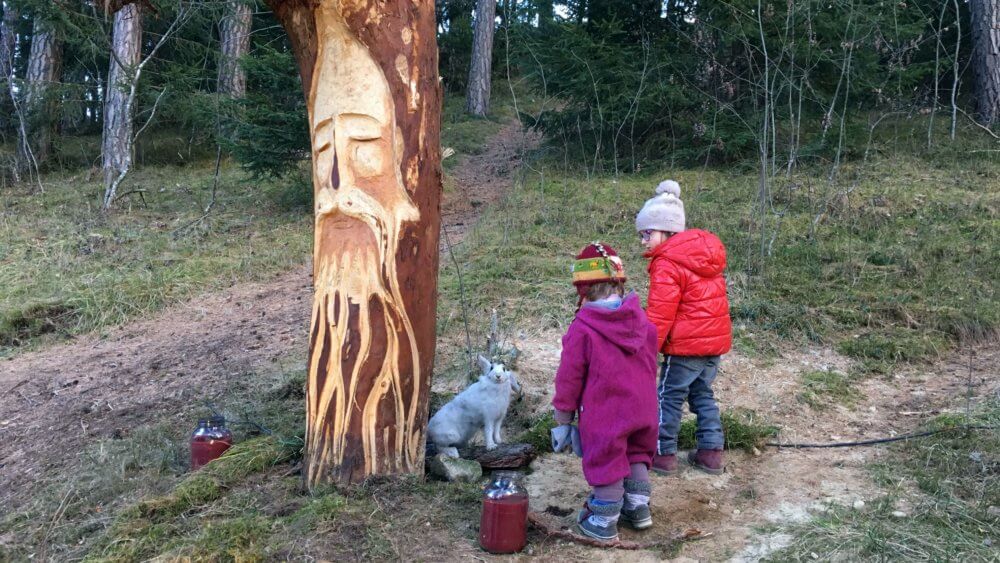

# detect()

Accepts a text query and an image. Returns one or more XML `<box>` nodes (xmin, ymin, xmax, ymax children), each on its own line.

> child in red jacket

<box><xmin>636</xmin><ymin>180</ymin><xmax>732</xmax><ymax>475</ymax></box>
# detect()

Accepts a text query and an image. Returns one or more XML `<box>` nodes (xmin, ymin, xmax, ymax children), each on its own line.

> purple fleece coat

<box><xmin>552</xmin><ymin>292</ymin><xmax>659</xmax><ymax>486</ymax></box>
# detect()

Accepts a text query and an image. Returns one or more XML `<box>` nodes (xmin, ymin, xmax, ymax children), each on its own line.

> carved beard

<box><xmin>304</xmin><ymin>2</ymin><xmax>421</xmax><ymax>486</ymax></box>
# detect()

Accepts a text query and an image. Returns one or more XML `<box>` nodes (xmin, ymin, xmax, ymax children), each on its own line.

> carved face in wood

<box><xmin>304</xmin><ymin>2</ymin><xmax>422</xmax><ymax>485</ymax></box>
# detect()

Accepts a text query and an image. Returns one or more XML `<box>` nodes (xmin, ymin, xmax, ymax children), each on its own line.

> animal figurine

<box><xmin>427</xmin><ymin>355</ymin><xmax>521</xmax><ymax>457</ymax></box>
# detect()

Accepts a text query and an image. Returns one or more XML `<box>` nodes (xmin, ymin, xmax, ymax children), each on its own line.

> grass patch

<box><xmin>768</xmin><ymin>403</ymin><xmax>1000</xmax><ymax>561</ymax></box>
<box><xmin>437</xmin><ymin>153</ymin><xmax>999</xmax><ymax>366</ymax></box>
<box><xmin>798</xmin><ymin>369</ymin><xmax>858</xmax><ymax>409</ymax></box>
<box><xmin>677</xmin><ymin>409</ymin><xmax>778</xmax><ymax>452</ymax></box>
<box><xmin>0</xmin><ymin>161</ymin><xmax>313</xmax><ymax>357</ymax></box>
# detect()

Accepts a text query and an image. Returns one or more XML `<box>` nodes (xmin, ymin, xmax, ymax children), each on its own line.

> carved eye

<box><xmin>352</xmin><ymin>141</ymin><xmax>384</xmax><ymax>178</ymax></box>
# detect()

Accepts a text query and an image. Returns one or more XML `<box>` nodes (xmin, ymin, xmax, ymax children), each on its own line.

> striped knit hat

<box><xmin>571</xmin><ymin>242</ymin><xmax>627</xmax><ymax>299</ymax></box>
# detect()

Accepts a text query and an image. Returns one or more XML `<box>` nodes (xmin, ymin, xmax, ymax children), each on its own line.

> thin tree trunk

<box><xmin>0</xmin><ymin>2</ymin><xmax>17</xmax><ymax>130</ymax></box>
<box><xmin>218</xmin><ymin>0</ymin><xmax>252</xmax><ymax>97</ymax></box>
<box><xmin>267</xmin><ymin>0</ymin><xmax>443</xmax><ymax>487</ymax></box>
<box><xmin>466</xmin><ymin>0</ymin><xmax>496</xmax><ymax>116</ymax></box>
<box><xmin>970</xmin><ymin>0</ymin><xmax>1000</xmax><ymax>125</ymax></box>
<box><xmin>23</xmin><ymin>17</ymin><xmax>62</xmax><ymax>164</ymax></box>
<box><xmin>101</xmin><ymin>3</ymin><xmax>141</xmax><ymax>206</ymax></box>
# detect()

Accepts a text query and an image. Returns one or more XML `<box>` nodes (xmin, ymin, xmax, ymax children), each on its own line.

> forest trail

<box><xmin>0</xmin><ymin>121</ymin><xmax>537</xmax><ymax>511</ymax></box>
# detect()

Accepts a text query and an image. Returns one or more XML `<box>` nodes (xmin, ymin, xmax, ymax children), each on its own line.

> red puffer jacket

<box><xmin>644</xmin><ymin>229</ymin><xmax>732</xmax><ymax>356</ymax></box>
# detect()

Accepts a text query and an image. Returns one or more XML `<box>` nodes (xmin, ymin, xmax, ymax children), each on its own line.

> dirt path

<box><xmin>0</xmin><ymin>122</ymin><xmax>536</xmax><ymax>512</ymax></box>
<box><xmin>510</xmin><ymin>331</ymin><xmax>999</xmax><ymax>561</ymax></box>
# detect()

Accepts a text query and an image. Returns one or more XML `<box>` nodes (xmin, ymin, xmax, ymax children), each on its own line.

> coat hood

<box><xmin>574</xmin><ymin>292</ymin><xmax>650</xmax><ymax>355</ymax></box>
<box><xmin>645</xmin><ymin>229</ymin><xmax>726</xmax><ymax>277</ymax></box>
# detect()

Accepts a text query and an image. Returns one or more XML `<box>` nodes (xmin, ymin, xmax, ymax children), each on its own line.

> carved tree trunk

<box><xmin>267</xmin><ymin>0</ymin><xmax>443</xmax><ymax>487</ymax></box>
<box><xmin>101</xmin><ymin>3</ymin><xmax>141</xmax><ymax>207</ymax></box>
<box><xmin>0</xmin><ymin>3</ymin><xmax>17</xmax><ymax>131</ymax></box>
<box><xmin>971</xmin><ymin>0</ymin><xmax>1000</xmax><ymax>124</ymax></box>
<box><xmin>218</xmin><ymin>0</ymin><xmax>251</xmax><ymax>97</ymax></box>
<box><xmin>23</xmin><ymin>17</ymin><xmax>62</xmax><ymax>164</ymax></box>
<box><xmin>466</xmin><ymin>0</ymin><xmax>496</xmax><ymax>116</ymax></box>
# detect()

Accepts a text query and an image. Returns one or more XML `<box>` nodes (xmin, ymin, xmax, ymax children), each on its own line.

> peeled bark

<box><xmin>23</xmin><ymin>17</ymin><xmax>62</xmax><ymax>164</ymax></box>
<box><xmin>101</xmin><ymin>3</ymin><xmax>141</xmax><ymax>206</ymax></box>
<box><xmin>970</xmin><ymin>0</ymin><xmax>1000</xmax><ymax>124</ymax></box>
<box><xmin>267</xmin><ymin>0</ymin><xmax>443</xmax><ymax>487</ymax></box>
<box><xmin>218</xmin><ymin>0</ymin><xmax>251</xmax><ymax>97</ymax></box>
<box><xmin>465</xmin><ymin>0</ymin><xmax>496</xmax><ymax>116</ymax></box>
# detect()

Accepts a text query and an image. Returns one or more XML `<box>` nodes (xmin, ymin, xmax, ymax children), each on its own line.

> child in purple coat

<box><xmin>552</xmin><ymin>242</ymin><xmax>660</xmax><ymax>541</ymax></box>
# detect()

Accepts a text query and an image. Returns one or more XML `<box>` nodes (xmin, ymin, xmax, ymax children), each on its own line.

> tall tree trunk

<box><xmin>466</xmin><ymin>0</ymin><xmax>495</xmax><ymax>116</ymax></box>
<box><xmin>23</xmin><ymin>17</ymin><xmax>62</xmax><ymax>164</ymax></box>
<box><xmin>267</xmin><ymin>0</ymin><xmax>443</xmax><ymax>487</ymax></box>
<box><xmin>101</xmin><ymin>3</ymin><xmax>141</xmax><ymax>206</ymax></box>
<box><xmin>0</xmin><ymin>2</ymin><xmax>17</xmax><ymax>132</ymax></box>
<box><xmin>218</xmin><ymin>0</ymin><xmax>252</xmax><ymax>97</ymax></box>
<box><xmin>970</xmin><ymin>0</ymin><xmax>1000</xmax><ymax>124</ymax></box>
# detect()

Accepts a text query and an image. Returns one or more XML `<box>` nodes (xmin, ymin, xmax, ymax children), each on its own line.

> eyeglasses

<box><xmin>640</xmin><ymin>230</ymin><xmax>653</xmax><ymax>242</ymax></box>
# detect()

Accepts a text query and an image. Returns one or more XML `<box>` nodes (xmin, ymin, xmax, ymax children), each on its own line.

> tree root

<box><xmin>527</xmin><ymin>511</ymin><xmax>711</xmax><ymax>550</ymax></box>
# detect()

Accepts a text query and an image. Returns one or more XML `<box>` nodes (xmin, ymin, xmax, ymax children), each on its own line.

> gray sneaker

<box><xmin>620</xmin><ymin>478</ymin><xmax>653</xmax><ymax>529</ymax></box>
<box><xmin>576</xmin><ymin>496</ymin><xmax>623</xmax><ymax>541</ymax></box>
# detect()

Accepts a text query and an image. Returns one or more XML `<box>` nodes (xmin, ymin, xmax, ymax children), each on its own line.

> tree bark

<box><xmin>970</xmin><ymin>0</ymin><xmax>1000</xmax><ymax>125</ymax></box>
<box><xmin>218</xmin><ymin>0</ymin><xmax>252</xmax><ymax>97</ymax></box>
<box><xmin>267</xmin><ymin>0</ymin><xmax>443</xmax><ymax>488</ymax></box>
<box><xmin>101</xmin><ymin>3</ymin><xmax>141</xmax><ymax>205</ymax></box>
<box><xmin>0</xmin><ymin>2</ymin><xmax>17</xmax><ymax>131</ymax></box>
<box><xmin>465</xmin><ymin>0</ymin><xmax>495</xmax><ymax>116</ymax></box>
<box><xmin>23</xmin><ymin>16</ymin><xmax>62</xmax><ymax>164</ymax></box>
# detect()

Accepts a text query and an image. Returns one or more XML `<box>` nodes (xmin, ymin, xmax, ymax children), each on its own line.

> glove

<box><xmin>550</xmin><ymin>424</ymin><xmax>583</xmax><ymax>457</ymax></box>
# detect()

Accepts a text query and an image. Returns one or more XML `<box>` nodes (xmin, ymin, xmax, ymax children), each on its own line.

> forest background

<box><xmin>0</xmin><ymin>0</ymin><xmax>998</xmax><ymax>560</ymax></box>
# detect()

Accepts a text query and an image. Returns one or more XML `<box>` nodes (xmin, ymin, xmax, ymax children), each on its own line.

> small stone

<box><xmin>426</xmin><ymin>453</ymin><xmax>482</xmax><ymax>482</ymax></box>
<box><xmin>987</xmin><ymin>506</ymin><xmax>1000</xmax><ymax>518</ymax></box>
<box><xmin>982</xmin><ymin>538</ymin><xmax>992</xmax><ymax>548</ymax></box>
<box><xmin>969</xmin><ymin>451</ymin><xmax>983</xmax><ymax>463</ymax></box>
<box><xmin>733</xmin><ymin>509</ymin><xmax>741</xmax><ymax>515</ymax></box>
<box><xmin>853</xmin><ymin>500</ymin><xmax>866</xmax><ymax>510</ymax></box>
<box><xmin>752</xmin><ymin>447</ymin><xmax>762</xmax><ymax>457</ymax></box>
<box><xmin>810</xmin><ymin>552</ymin><xmax>819</xmax><ymax>559</ymax></box>
<box><xmin>891</xmin><ymin>511</ymin><xmax>907</xmax><ymax>518</ymax></box>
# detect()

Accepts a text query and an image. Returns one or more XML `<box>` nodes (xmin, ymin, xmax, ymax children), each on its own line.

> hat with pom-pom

<box><xmin>571</xmin><ymin>242</ymin><xmax>626</xmax><ymax>298</ymax></box>
<box><xmin>636</xmin><ymin>179</ymin><xmax>685</xmax><ymax>233</ymax></box>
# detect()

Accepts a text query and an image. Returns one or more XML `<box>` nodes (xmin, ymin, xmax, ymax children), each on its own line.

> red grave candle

<box><xmin>190</xmin><ymin>417</ymin><xmax>233</xmax><ymax>470</ymax></box>
<box><xmin>479</xmin><ymin>471</ymin><xmax>529</xmax><ymax>554</ymax></box>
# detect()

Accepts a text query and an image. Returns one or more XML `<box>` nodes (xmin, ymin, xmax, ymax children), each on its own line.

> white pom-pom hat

<box><xmin>636</xmin><ymin>179</ymin><xmax>685</xmax><ymax>233</ymax></box>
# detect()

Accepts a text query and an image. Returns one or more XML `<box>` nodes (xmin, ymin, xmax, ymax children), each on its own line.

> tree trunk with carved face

<box><xmin>266</xmin><ymin>0</ymin><xmax>442</xmax><ymax>487</ymax></box>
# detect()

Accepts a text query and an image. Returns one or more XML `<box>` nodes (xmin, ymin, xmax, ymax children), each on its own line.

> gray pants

<box><xmin>657</xmin><ymin>355</ymin><xmax>724</xmax><ymax>455</ymax></box>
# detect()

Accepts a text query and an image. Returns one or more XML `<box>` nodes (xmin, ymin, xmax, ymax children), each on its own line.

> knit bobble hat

<box><xmin>571</xmin><ymin>242</ymin><xmax>627</xmax><ymax>299</ymax></box>
<box><xmin>635</xmin><ymin>179</ymin><xmax>686</xmax><ymax>233</ymax></box>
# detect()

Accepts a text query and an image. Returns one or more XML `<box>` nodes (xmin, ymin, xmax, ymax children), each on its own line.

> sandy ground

<box><xmin>506</xmin><ymin>330</ymin><xmax>999</xmax><ymax>561</ymax></box>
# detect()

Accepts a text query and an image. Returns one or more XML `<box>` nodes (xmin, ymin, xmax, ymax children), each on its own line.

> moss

<box><xmin>514</xmin><ymin>411</ymin><xmax>557</xmax><ymax>453</ymax></box>
<box><xmin>88</xmin><ymin>437</ymin><xmax>292</xmax><ymax>561</ymax></box>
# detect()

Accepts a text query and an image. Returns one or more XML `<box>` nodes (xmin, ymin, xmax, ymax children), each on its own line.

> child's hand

<box><xmin>550</xmin><ymin>424</ymin><xmax>583</xmax><ymax>457</ymax></box>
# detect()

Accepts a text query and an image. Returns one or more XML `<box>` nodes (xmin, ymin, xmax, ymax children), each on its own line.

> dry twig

<box><xmin>527</xmin><ymin>512</ymin><xmax>710</xmax><ymax>550</ymax></box>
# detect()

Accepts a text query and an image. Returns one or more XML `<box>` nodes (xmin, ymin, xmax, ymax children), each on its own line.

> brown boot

<box><xmin>687</xmin><ymin>449</ymin><xmax>724</xmax><ymax>475</ymax></box>
<box><xmin>651</xmin><ymin>454</ymin><xmax>679</xmax><ymax>476</ymax></box>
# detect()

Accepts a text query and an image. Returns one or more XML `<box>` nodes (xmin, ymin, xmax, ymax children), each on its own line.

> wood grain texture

<box><xmin>267</xmin><ymin>0</ymin><xmax>442</xmax><ymax>487</ymax></box>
